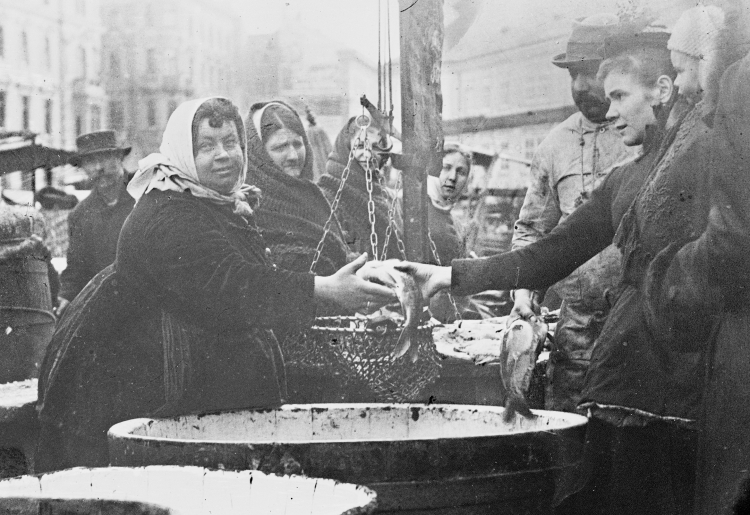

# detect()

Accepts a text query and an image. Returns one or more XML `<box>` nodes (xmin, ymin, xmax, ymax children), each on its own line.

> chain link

<box><xmin>365</xmin><ymin>152</ymin><xmax>379</xmax><ymax>259</ymax></box>
<box><xmin>427</xmin><ymin>228</ymin><xmax>462</xmax><ymax>321</ymax></box>
<box><xmin>378</xmin><ymin>173</ymin><xmax>407</xmax><ymax>261</ymax></box>
<box><xmin>309</xmin><ymin>128</ymin><xmax>366</xmax><ymax>273</ymax></box>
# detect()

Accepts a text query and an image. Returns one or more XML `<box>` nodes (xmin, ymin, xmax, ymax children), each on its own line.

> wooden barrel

<box><xmin>0</xmin><ymin>466</ymin><xmax>377</xmax><ymax>515</ymax></box>
<box><xmin>109</xmin><ymin>405</ymin><xmax>587</xmax><ymax>514</ymax></box>
<box><xmin>0</xmin><ymin>257</ymin><xmax>56</xmax><ymax>383</ymax></box>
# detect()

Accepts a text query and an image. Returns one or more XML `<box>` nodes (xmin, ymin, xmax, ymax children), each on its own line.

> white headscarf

<box><xmin>128</xmin><ymin>97</ymin><xmax>260</xmax><ymax>217</ymax></box>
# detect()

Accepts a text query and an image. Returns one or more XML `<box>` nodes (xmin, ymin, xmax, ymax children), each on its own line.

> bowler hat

<box><xmin>552</xmin><ymin>13</ymin><xmax>621</xmax><ymax>68</ymax></box>
<box><xmin>69</xmin><ymin>130</ymin><xmax>131</xmax><ymax>166</ymax></box>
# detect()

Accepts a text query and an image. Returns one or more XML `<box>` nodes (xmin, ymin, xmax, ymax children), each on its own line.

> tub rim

<box><xmin>107</xmin><ymin>403</ymin><xmax>588</xmax><ymax>447</ymax></box>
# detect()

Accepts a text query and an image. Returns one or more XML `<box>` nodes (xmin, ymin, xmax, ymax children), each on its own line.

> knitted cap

<box><xmin>668</xmin><ymin>5</ymin><xmax>725</xmax><ymax>60</ymax></box>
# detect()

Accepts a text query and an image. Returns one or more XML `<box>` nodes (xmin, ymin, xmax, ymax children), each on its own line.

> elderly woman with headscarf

<box><xmin>246</xmin><ymin>101</ymin><xmax>350</xmax><ymax>277</ymax></box>
<box><xmin>35</xmin><ymin>97</ymin><xmax>395</xmax><ymax>472</ymax></box>
<box><xmin>317</xmin><ymin>116</ymin><xmax>402</xmax><ymax>260</ymax></box>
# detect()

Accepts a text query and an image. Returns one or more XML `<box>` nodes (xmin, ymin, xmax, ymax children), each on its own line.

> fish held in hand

<box><xmin>388</xmin><ymin>267</ymin><xmax>424</xmax><ymax>363</ymax></box>
<box><xmin>501</xmin><ymin>318</ymin><xmax>548</xmax><ymax>422</ymax></box>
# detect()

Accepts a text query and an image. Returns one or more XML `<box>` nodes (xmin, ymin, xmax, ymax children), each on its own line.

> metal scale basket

<box><xmin>282</xmin><ymin>113</ymin><xmax>441</xmax><ymax>403</ymax></box>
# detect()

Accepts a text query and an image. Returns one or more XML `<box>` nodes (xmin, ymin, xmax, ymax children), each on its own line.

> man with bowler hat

<box><xmin>57</xmin><ymin>131</ymin><xmax>134</xmax><ymax>313</ymax></box>
<box><xmin>509</xmin><ymin>13</ymin><xmax>636</xmax><ymax>413</ymax></box>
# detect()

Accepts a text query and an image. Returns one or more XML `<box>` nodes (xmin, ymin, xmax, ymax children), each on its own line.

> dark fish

<box><xmin>389</xmin><ymin>267</ymin><xmax>423</xmax><ymax>363</ymax></box>
<box><xmin>500</xmin><ymin>318</ymin><xmax>547</xmax><ymax>422</ymax></box>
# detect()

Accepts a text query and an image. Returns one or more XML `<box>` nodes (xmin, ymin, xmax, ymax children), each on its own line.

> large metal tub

<box><xmin>0</xmin><ymin>498</ymin><xmax>172</xmax><ymax>515</ymax></box>
<box><xmin>109</xmin><ymin>404</ymin><xmax>587</xmax><ymax>514</ymax></box>
<box><xmin>0</xmin><ymin>466</ymin><xmax>376</xmax><ymax>515</ymax></box>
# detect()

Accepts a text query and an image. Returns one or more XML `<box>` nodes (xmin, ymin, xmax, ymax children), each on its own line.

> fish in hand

<box><xmin>500</xmin><ymin>318</ymin><xmax>548</xmax><ymax>422</ymax></box>
<box><xmin>388</xmin><ymin>267</ymin><xmax>424</xmax><ymax>363</ymax></box>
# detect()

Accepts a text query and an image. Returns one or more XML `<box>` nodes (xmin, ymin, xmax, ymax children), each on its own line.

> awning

<box><xmin>0</xmin><ymin>131</ymin><xmax>74</xmax><ymax>176</ymax></box>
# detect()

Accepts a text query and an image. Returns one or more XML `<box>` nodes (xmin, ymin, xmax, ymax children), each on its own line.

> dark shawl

<box><xmin>317</xmin><ymin>117</ymin><xmax>402</xmax><ymax>260</ymax></box>
<box><xmin>246</xmin><ymin>101</ymin><xmax>349</xmax><ymax>276</ymax></box>
<box><xmin>647</xmin><ymin>53</ymin><xmax>750</xmax><ymax>515</ymax></box>
<box><xmin>36</xmin><ymin>190</ymin><xmax>316</xmax><ymax>472</ymax></box>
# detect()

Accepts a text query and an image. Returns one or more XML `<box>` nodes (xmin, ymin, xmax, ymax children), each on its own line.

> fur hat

<box><xmin>668</xmin><ymin>5</ymin><xmax>725</xmax><ymax>60</ymax></box>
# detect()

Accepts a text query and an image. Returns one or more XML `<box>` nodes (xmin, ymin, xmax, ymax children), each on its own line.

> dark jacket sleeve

<box><xmin>451</xmin><ymin>172</ymin><xmax>617</xmax><ymax>296</ymax></box>
<box><xmin>122</xmin><ymin>195</ymin><xmax>316</xmax><ymax>331</ymax></box>
<box><xmin>59</xmin><ymin>205</ymin><xmax>92</xmax><ymax>301</ymax></box>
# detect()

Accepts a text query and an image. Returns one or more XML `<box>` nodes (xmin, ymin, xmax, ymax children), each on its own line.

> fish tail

<box><xmin>503</xmin><ymin>393</ymin><xmax>534</xmax><ymax>423</ymax></box>
<box><xmin>407</xmin><ymin>330</ymin><xmax>420</xmax><ymax>363</ymax></box>
<box><xmin>391</xmin><ymin>328</ymin><xmax>411</xmax><ymax>359</ymax></box>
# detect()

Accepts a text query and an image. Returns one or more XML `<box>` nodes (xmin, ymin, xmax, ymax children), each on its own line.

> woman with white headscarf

<box><xmin>35</xmin><ymin>97</ymin><xmax>395</xmax><ymax>472</ymax></box>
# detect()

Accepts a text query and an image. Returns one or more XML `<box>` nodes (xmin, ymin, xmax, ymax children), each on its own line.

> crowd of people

<box><xmin>0</xmin><ymin>2</ymin><xmax>747</xmax><ymax>514</ymax></box>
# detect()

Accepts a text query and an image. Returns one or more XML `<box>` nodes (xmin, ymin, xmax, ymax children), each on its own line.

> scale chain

<box><xmin>365</xmin><ymin>159</ymin><xmax>379</xmax><ymax>259</ymax></box>
<box><xmin>309</xmin><ymin>129</ymin><xmax>364</xmax><ymax>274</ymax></box>
<box><xmin>427</xmin><ymin>226</ymin><xmax>462</xmax><ymax>321</ymax></box>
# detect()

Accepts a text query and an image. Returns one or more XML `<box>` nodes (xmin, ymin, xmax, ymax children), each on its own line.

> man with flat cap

<box><xmin>509</xmin><ymin>13</ymin><xmax>636</xmax><ymax>413</ymax></box>
<box><xmin>57</xmin><ymin>131</ymin><xmax>134</xmax><ymax>314</ymax></box>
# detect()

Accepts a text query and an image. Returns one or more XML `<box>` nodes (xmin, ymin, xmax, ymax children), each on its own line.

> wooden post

<box><xmin>399</xmin><ymin>0</ymin><xmax>444</xmax><ymax>262</ymax></box>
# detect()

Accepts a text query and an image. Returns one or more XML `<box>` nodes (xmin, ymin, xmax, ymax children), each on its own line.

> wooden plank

<box><xmin>399</xmin><ymin>0</ymin><xmax>444</xmax><ymax>262</ymax></box>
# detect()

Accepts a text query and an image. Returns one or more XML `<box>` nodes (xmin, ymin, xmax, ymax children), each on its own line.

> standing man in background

<box><xmin>510</xmin><ymin>14</ymin><xmax>636</xmax><ymax>412</ymax></box>
<box><xmin>57</xmin><ymin>131</ymin><xmax>134</xmax><ymax>314</ymax></box>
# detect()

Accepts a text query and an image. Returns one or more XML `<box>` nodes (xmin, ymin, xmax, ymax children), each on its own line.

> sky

<box><xmin>232</xmin><ymin>0</ymin><xmax>396</xmax><ymax>63</ymax></box>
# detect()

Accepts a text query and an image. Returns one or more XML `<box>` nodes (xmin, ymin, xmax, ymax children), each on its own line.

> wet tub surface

<box><xmin>114</xmin><ymin>404</ymin><xmax>587</xmax><ymax>444</ymax></box>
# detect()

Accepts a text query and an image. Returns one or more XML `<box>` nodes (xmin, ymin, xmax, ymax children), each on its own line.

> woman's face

<box><xmin>193</xmin><ymin>118</ymin><xmax>244</xmax><ymax>195</ymax></box>
<box><xmin>604</xmin><ymin>71</ymin><xmax>660</xmax><ymax>146</ymax></box>
<box><xmin>264</xmin><ymin>127</ymin><xmax>306</xmax><ymax>177</ymax></box>
<box><xmin>439</xmin><ymin>152</ymin><xmax>470</xmax><ymax>202</ymax></box>
<box><xmin>671</xmin><ymin>50</ymin><xmax>701</xmax><ymax>103</ymax></box>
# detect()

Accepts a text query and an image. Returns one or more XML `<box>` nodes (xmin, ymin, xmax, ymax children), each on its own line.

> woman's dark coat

<box><xmin>451</xmin><ymin>99</ymin><xmax>713</xmax><ymax>423</ymax></box>
<box><xmin>36</xmin><ymin>190</ymin><xmax>315</xmax><ymax>472</ymax></box>
<box><xmin>648</xmin><ymin>53</ymin><xmax>750</xmax><ymax>515</ymax></box>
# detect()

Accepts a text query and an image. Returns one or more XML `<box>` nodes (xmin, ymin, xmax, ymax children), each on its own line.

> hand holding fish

<box><xmin>314</xmin><ymin>253</ymin><xmax>397</xmax><ymax>312</ymax></box>
<box><xmin>393</xmin><ymin>261</ymin><xmax>452</xmax><ymax>299</ymax></box>
<box><xmin>357</xmin><ymin>260</ymin><xmax>425</xmax><ymax>362</ymax></box>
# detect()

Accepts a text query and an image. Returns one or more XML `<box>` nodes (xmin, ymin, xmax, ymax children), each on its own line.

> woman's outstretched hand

<box><xmin>393</xmin><ymin>261</ymin><xmax>452</xmax><ymax>299</ymax></box>
<box><xmin>314</xmin><ymin>253</ymin><xmax>397</xmax><ymax>311</ymax></box>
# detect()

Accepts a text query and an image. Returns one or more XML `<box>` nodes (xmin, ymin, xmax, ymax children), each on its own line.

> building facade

<box><xmin>243</xmin><ymin>15</ymin><xmax>398</xmax><ymax>144</ymax></box>
<box><xmin>101</xmin><ymin>0</ymin><xmax>245</xmax><ymax>165</ymax></box>
<box><xmin>442</xmin><ymin>0</ymin><xmax>703</xmax><ymax>189</ymax></box>
<box><xmin>0</xmin><ymin>0</ymin><xmax>106</xmax><ymax>151</ymax></box>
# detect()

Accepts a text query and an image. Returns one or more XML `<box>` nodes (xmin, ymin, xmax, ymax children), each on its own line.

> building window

<box><xmin>146</xmin><ymin>48</ymin><xmax>156</xmax><ymax>74</ymax></box>
<box><xmin>500</xmin><ymin>141</ymin><xmax>510</xmax><ymax>170</ymax></box>
<box><xmin>91</xmin><ymin>105</ymin><xmax>101</xmax><ymax>131</ymax></box>
<box><xmin>524</xmin><ymin>138</ymin><xmax>537</xmax><ymax>161</ymax></box>
<box><xmin>79</xmin><ymin>47</ymin><xmax>87</xmax><ymax>78</ymax></box>
<box><xmin>22</xmin><ymin>96</ymin><xmax>30</xmax><ymax>130</ymax></box>
<box><xmin>109</xmin><ymin>100</ymin><xmax>124</xmax><ymax>130</ymax></box>
<box><xmin>21</xmin><ymin>31</ymin><xmax>29</xmax><ymax>64</ymax></box>
<box><xmin>110</xmin><ymin>52</ymin><xmax>120</xmax><ymax>76</ymax></box>
<box><xmin>76</xmin><ymin>115</ymin><xmax>83</xmax><ymax>136</ymax></box>
<box><xmin>45</xmin><ymin>37</ymin><xmax>51</xmax><ymax>69</ymax></box>
<box><xmin>167</xmin><ymin>99</ymin><xmax>177</xmax><ymax>119</ymax></box>
<box><xmin>0</xmin><ymin>91</ymin><xmax>6</xmax><ymax>128</ymax></box>
<box><xmin>147</xmin><ymin>99</ymin><xmax>156</xmax><ymax>127</ymax></box>
<box><xmin>45</xmin><ymin>99</ymin><xmax>52</xmax><ymax>134</ymax></box>
<box><xmin>0</xmin><ymin>27</ymin><xmax>4</xmax><ymax>58</ymax></box>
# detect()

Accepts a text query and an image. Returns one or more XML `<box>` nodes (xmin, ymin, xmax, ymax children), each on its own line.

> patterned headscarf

<box><xmin>128</xmin><ymin>97</ymin><xmax>260</xmax><ymax>217</ymax></box>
